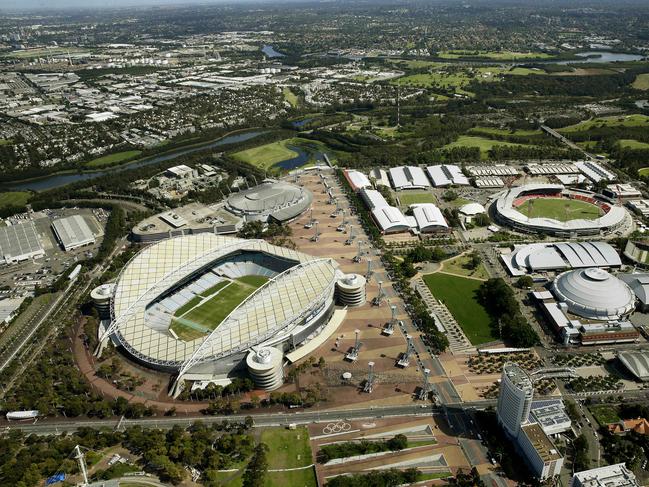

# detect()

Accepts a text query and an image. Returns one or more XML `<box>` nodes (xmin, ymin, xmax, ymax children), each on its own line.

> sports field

<box><xmin>398</xmin><ymin>192</ymin><xmax>436</xmax><ymax>206</ymax></box>
<box><xmin>422</xmin><ymin>273</ymin><xmax>494</xmax><ymax>345</ymax></box>
<box><xmin>516</xmin><ymin>198</ymin><xmax>603</xmax><ymax>222</ymax></box>
<box><xmin>170</xmin><ymin>276</ymin><xmax>269</xmax><ymax>341</ymax></box>
<box><xmin>283</xmin><ymin>87</ymin><xmax>299</xmax><ymax>107</ymax></box>
<box><xmin>619</xmin><ymin>139</ymin><xmax>649</xmax><ymax>150</ymax></box>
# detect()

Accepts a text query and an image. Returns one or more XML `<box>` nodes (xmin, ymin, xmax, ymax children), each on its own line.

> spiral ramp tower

<box><xmin>336</xmin><ymin>273</ymin><xmax>366</xmax><ymax>307</ymax></box>
<box><xmin>246</xmin><ymin>347</ymin><xmax>284</xmax><ymax>391</ymax></box>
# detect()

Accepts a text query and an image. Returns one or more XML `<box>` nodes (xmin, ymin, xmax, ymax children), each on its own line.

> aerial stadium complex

<box><xmin>97</xmin><ymin>233</ymin><xmax>348</xmax><ymax>395</ymax></box>
<box><xmin>493</xmin><ymin>184</ymin><xmax>629</xmax><ymax>236</ymax></box>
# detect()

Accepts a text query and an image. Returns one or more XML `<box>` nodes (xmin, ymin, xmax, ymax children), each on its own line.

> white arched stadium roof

<box><xmin>110</xmin><ymin>234</ymin><xmax>338</xmax><ymax>367</ymax></box>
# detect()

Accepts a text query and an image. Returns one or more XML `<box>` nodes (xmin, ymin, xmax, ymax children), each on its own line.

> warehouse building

<box><xmin>525</xmin><ymin>163</ymin><xmax>579</xmax><ymax>175</ymax></box>
<box><xmin>0</xmin><ymin>221</ymin><xmax>45</xmax><ymax>265</ymax></box>
<box><xmin>410</xmin><ymin>204</ymin><xmax>449</xmax><ymax>233</ymax></box>
<box><xmin>502</xmin><ymin>241</ymin><xmax>622</xmax><ymax>276</ymax></box>
<box><xmin>51</xmin><ymin>215</ymin><xmax>96</xmax><ymax>251</ymax></box>
<box><xmin>575</xmin><ymin>160</ymin><xmax>616</xmax><ymax>183</ymax></box>
<box><xmin>360</xmin><ymin>188</ymin><xmax>410</xmax><ymax>234</ymax></box>
<box><xmin>426</xmin><ymin>164</ymin><xmax>469</xmax><ymax>187</ymax></box>
<box><xmin>343</xmin><ymin>169</ymin><xmax>372</xmax><ymax>192</ymax></box>
<box><xmin>389</xmin><ymin>166</ymin><xmax>430</xmax><ymax>190</ymax></box>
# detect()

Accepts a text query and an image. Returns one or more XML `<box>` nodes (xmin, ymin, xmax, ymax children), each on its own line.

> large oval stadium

<box><xmin>98</xmin><ymin>234</ymin><xmax>339</xmax><ymax>394</ymax></box>
<box><xmin>493</xmin><ymin>184</ymin><xmax>629</xmax><ymax>236</ymax></box>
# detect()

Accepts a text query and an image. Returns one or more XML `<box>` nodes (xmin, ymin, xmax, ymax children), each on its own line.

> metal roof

<box><xmin>552</xmin><ymin>268</ymin><xmax>636</xmax><ymax>320</ymax></box>
<box><xmin>426</xmin><ymin>165</ymin><xmax>469</xmax><ymax>187</ymax></box>
<box><xmin>410</xmin><ymin>203</ymin><xmax>448</xmax><ymax>231</ymax></box>
<box><xmin>389</xmin><ymin>166</ymin><xmax>430</xmax><ymax>189</ymax></box>
<box><xmin>617</xmin><ymin>350</ymin><xmax>649</xmax><ymax>381</ymax></box>
<box><xmin>0</xmin><ymin>221</ymin><xmax>44</xmax><ymax>262</ymax></box>
<box><xmin>226</xmin><ymin>180</ymin><xmax>312</xmax><ymax>222</ymax></box>
<box><xmin>51</xmin><ymin>215</ymin><xmax>95</xmax><ymax>249</ymax></box>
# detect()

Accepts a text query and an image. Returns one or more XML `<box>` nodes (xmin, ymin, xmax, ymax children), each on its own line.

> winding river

<box><xmin>7</xmin><ymin>130</ymin><xmax>267</xmax><ymax>192</ymax></box>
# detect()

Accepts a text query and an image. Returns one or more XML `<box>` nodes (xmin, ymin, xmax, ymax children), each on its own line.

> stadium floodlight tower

<box><xmin>372</xmin><ymin>280</ymin><xmax>385</xmax><ymax>306</ymax></box>
<box><xmin>345</xmin><ymin>329</ymin><xmax>362</xmax><ymax>362</ymax></box>
<box><xmin>328</xmin><ymin>190</ymin><xmax>335</xmax><ymax>205</ymax></box>
<box><xmin>366</xmin><ymin>258</ymin><xmax>373</xmax><ymax>280</ymax></box>
<box><xmin>363</xmin><ymin>361</ymin><xmax>375</xmax><ymax>393</ymax></box>
<box><xmin>304</xmin><ymin>208</ymin><xmax>316</xmax><ymax>229</ymax></box>
<box><xmin>310</xmin><ymin>222</ymin><xmax>320</xmax><ymax>242</ymax></box>
<box><xmin>353</xmin><ymin>240</ymin><xmax>363</xmax><ymax>263</ymax></box>
<box><xmin>345</xmin><ymin>225</ymin><xmax>355</xmax><ymax>245</ymax></box>
<box><xmin>74</xmin><ymin>445</ymin><xmax>89</xmax><ymax>487</ymax></box>
<box><xmin>336</xmin><ymin>210</ymin><xmax>347</xmax><ymax>232</ymax></box>
<box><xmin>382</xmin><ymin>304</ymin><xmax>397</xmax><ymax>335</ymax></box>
<box><xmin>397</xmin><ymin>334</ymin><xmax>415</xmax><ymax>367</ymax></box>
<box><xmin>418</xmin><ymin>368</ymin><xmax>431</xmax><ymax>401</ymax></box>
<box><xmin>331</xmin><ymin>198</ymin><xmax>341</xmax><ymax>218</ymax></box>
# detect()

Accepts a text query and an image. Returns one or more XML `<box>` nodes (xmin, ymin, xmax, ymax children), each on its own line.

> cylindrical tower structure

<box><xmin>246</xmin><ymin>347</ymin><xmax>284</xmax><ymax>391</ymax></box>
<box><xmin>91</xmin><ymin>283</ymin><xmax>115</xmax><ymax>320</ymax></box>
<box><xmin>336</xmin><ymin>274</ymin><xmax>366</xmax><ymax>307</ymax></box>
<box><xmin>497</xmin><ymin>362</ymin><xmax>534</xmax><ymax>437</ymax></box>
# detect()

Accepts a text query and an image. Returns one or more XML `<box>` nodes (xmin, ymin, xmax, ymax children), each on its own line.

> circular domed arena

<box><xmin>226</xmin><ymin>179</ymin><xmax>313</xmax><ymax>223</ymax></box>
<box><xmin>552</xmin><ymin>268</ymin><xmax>636</xmax><ymax>320</ymax></box>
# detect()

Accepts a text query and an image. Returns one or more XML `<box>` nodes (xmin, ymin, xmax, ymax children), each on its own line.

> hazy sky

<box><xmin>2</xmin><ymin>0</ymin><xmax>251</xmax><ymax>10</ymax></box>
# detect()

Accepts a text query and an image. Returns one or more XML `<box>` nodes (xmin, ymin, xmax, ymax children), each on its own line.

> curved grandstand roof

<box><xmin>552</xmin><ymin>268</ymin><xmax>636</xmax><ymax>320</ymax></box>
<box><xmin>618</xmin><ymin>351</ymin><xmax>649</xmax><ymax>381</ymax></box>
<box><xmin>226</xmin><ymin>180</ymin><xmax>312</xmax><ymax>222</ymax></box>
<box><xmin>110</xmin><ymin>234</ymin><xmax>338</xmax><ymax>367</ymax></box>
<box><xmin>494</xmin><ymin>183</ymin><xmax>627</xmax><ymax>233</ymax></box>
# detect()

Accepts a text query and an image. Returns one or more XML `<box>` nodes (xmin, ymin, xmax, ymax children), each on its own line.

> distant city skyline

<box><xmin>2</xmin><ymin>0</ymin><xmax>265</xmax><ymax>10</ymax></box>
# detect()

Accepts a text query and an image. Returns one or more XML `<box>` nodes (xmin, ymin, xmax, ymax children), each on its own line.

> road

<box><xmin>3</xmin><ymin>399</ymin><xmax>498</xmax><ymax>435</ymax></box>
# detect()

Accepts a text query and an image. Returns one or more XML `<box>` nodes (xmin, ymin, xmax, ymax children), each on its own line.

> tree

<box><xmin>242</xmin><ymin>443</ymin><xmax>268</xmax><ymax>487</ymax></box>
<box><xmin>516</xmin><ymin>275</ymin><xmax>534</xmax><ymax>289</ymax></box>
<box><xmin>467</xmin><ymin>252</ymin><xmax>482</xmax><ymax>270</ymax></box>
<box><xmin>442</xmin><ymin>189</ymin><xmax>458</xmax><ymax>201</ymax></box>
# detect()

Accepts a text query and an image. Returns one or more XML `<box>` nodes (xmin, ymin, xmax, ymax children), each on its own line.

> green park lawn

<box><xmin>437</xmin><ymin>50</ymin><xmax>554</xmax><ymax>60</ymax></box>
<box><xmin>283</xmin><ymin>87</ymin><xmax>299</xmax><ymax>107</ymax></box>
<box><xmin>261</xmin><ymin>427</ymin><xmax>313</xmax><ymax>472</ymax></box>
<box><xmin>422</xmin><ymin>273</ymin><xmax>495</xmax><ymax>345</ymax></box>
<box><xmin>398</xmin><ymin>192</ymin><xmax>437</xmax><ymax>206</ymax></box>
<box><xmin>0</xmin><ymin>191</ymin><xmax>31</xmax><ymax>209</ymax></box>
<box><xmin>559</xmin><ymin>114</ymin><xmax>649</xmax><ymax>133</ymax></box>
<box><xmin>639</xmin><ymin>167</ymin><xmax>649</xmax><ymax>177</ymax></box>
<box><xmin>632</xmin><ymin>73</ymin><xmax>649</xmax><ymax>91</ymax></box>
<box><xmin>589</xmin><ymin>405</ymin><xmax>621</xmax><ymax>426</ymax></box>
<box><xmin>0</xmin><ymin>139</ymin><xmax>11</xmax><ymax>145</ymax></box>
<box><xmin>232</xmin><ymin>139</ymin><xmax>300</xmax><ymax>170</ymax></box>
<box><xmin>443</xmin><ymin>135</ymin><xmax>528</xmax><ymax>158</ymax></box>
<box><xmin>469</xmin><ymin>126</ymin><xmax>542</xmax><ymax>137</ymax></box>
<box><xmin>85</xmin><ymin>150</ymin><xmax>143</xmax><ymax>168</ymax></box>
<box><xmin>265</xmin><ymin>469</ymin><xmax>316</xmax><ymax>487</ymax></box>
<box><xmin>441</xmin><ymin>254</ymin><xmax>490</xmax><ymax>280</ymax></box>
<box><xmin>619</xmin><ymin>139</ymin><xmax>649</xmax><ymax>150</ymax></box>
<box><xmin>516</xmin><ymin>198</ymin><xmax>602</xmax><ymax>222</ymax></box>
<box><xmin>170</xmin><ymin>276</ymin><xmax>268</xmax><ymax>341</ymax></box>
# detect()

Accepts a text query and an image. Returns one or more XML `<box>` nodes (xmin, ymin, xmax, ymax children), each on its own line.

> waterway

<box><xmin>273</xmin><ymin>145</ymin><xmax>328</xmax><ymax>170</ymax></box>
<box><xmin>261</xmin><ymin>45</ymin><xmax>285</xmax><ymax>58</ymax></box>
<box><xmin>555</xmin><ymin>51</ymin><xmax>645</xmax><ymax>64</ymax></box>
<box><xmin>8</xmin><ymin>130</ymin><xmax>267</xmax><ymax>192</ymax></box>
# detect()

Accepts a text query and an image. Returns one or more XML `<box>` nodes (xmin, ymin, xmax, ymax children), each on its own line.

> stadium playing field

<box><xmin>170</xmin><ymin>276</ymin><xmax>269</xmax><ymax>341</ymax></box>
<box><xmin>516</xmin><ymin>198</ymin><xmax>603</xmax><ymax>222</ymax></box>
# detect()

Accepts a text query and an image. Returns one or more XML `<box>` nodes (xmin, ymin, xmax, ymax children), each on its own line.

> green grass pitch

<box><xmin>422</xmin><ymin>273</ymin><xmax>495</xmax><ymax>345</ymax></box>
<box><xmin>170</xmin><ymin>276</ymin><xmax>269</xmax><ymax>341</ymax></box>
<box><xmin>516</xmin><ymin>198</ymin><xmax>603</xmax><ymax>222</ymax></box>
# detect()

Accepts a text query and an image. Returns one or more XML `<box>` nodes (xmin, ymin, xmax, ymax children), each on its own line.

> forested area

<box><xmin>0</xmin><ymin>421</ymin><xmax>257</xmax><ymax>487</ymax></box>
<box><xmin>476</xmin><ymin>278</ymin><xmax>540</xmax><ymax>347</ymax></box>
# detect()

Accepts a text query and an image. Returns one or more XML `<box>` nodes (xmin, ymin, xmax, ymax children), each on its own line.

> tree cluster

<box><xmin>476</xmin><ymin>278</ymin><xmax>540</xmax><ymax>347</ymax></box>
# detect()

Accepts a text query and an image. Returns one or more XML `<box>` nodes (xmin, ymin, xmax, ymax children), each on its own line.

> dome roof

<box><xmin>459</xmin><ymin>202</ymin><xmax>486</xmax><ymax>216</ymax></box>
<box><xmin>552</xmin><ymin>268</ymin><xmax>636</xmax><ymax>320</ymax></box>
